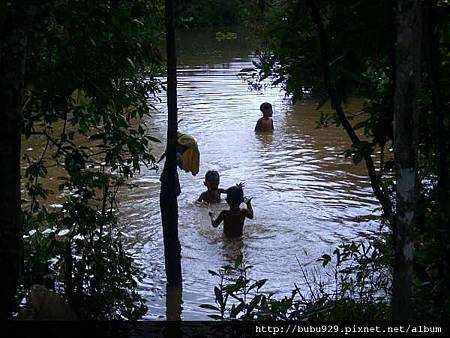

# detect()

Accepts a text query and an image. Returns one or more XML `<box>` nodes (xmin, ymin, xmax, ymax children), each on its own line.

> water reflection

<box><xmin>255</xmin><ymin>132</ymin><xmax>274</xmax><ymax>148</ymax></box>
<box><xmin>220</xmin><ymin>236</ymin><xmax>244</xmax><ymax>266</ymax></box>
<box><xmin>166</xmin><ymin>286</ymin><xmax>182</xmax><ymax>321</ymax></box>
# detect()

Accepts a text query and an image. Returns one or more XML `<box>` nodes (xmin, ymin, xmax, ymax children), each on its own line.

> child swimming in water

<box><xmin>197</xmin><ymin>170</ymin><xmax>226</xmax><ymax>204</ymax></box>
<box><xmin>254</xmin><ymin>102</ymin><xmax>274</xmax><ymax>132</ymax></box>
<box><xmin>209</xmin><ymin>186</ymin><xmax>253</xmax><ymax>237</ymax></box>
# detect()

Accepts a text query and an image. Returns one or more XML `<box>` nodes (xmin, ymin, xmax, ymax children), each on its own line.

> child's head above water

<box><xmin>225</xmin><ymin>186</ymin><xmax>244</xmax><ymax>208</ymax></box>
<box><xmin>204</xmin><ymin>170</ymin><xmax>220</xmax><ymax>191</ymax></box>
<box><xmin>260</xmin><ymin>102</ymin><xmax>273</xmax><ymax>118</ymax></box>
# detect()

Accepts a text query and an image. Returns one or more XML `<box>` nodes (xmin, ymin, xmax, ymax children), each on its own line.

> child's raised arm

<box><xmin>209</xmin><ymin>211</ymin><xmax>224</xmax><ymax>228</ymax></box>
<box><xmin>219</xmin><ymin>182</ymin><xmax>245</xmax><ymax>195</ymax></box>
<box><xmin>244</xmin><ymin>197</ymin><xmax>254</xmax><ymax>219</ymax></box>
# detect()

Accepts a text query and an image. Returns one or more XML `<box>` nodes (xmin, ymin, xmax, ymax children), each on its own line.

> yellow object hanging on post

<box><xmin>177</xmin><ymin>132</ymin><xmax>200</xmax><ymax>176</ymax></box>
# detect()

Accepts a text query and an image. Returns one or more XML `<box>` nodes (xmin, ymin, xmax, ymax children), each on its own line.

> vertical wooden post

<box><xmin>160</xmin><ymin>0</ymin><xmax>182</xmax><ymax>287</ymax></box>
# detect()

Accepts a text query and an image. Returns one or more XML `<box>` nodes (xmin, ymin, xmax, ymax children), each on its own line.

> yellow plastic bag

<box><xmin>177</xmin><ymin>133</ymin><xmax>200</xmax><ymax>176</ymax></box>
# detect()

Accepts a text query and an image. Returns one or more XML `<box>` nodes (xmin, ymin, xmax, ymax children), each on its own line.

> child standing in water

<box><xmin>197</xmin><ymin>170</ymin><xmax>226</xmax><ymax>204</ymax></box>
<box><xmin>209</xmin><ymin>186</ymin><xmax>253</xmax><ymax>238</ymax></box>
<box><xmin>254</xmin><ymin>102</ymin><xmax>274</xmax><ymax>132</ymax></box>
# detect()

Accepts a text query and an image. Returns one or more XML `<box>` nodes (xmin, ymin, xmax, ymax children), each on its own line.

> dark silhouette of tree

<box><xmin>2</xmin><ymin>0</ymin><xmax>163</xmax><ymax>319</ymax></box>
<box><xmin>392</xmin><ymin>0</ymin><xmax>422</xmax><ymax>319</ymax></box>
<box><xmin>160</xmin><ymin>0</ymin><xmax>182</xmax><ymax>287</ymax></box>
<box><xmin>305</xmin><ymin>0</ymin><xmax>394</xmax><ymax>226</ymax></box>
<box><xmin>423</xmin><ymin>0</ymin><xmax>450</xmax><ymax>284</ymax></box>
<box><xmin>0</xmin><ymin>2</ymin><xmax>35</xmax><ymax>319</ymax></box>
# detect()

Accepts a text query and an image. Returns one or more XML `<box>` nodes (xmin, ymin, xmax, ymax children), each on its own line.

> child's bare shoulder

<box><xmin>255</xmin><ymin>118</ymin><xmax>264</xmax><ymax>131</ymax></box>
<box><xmin>198</xmin><ymin>191</ymin><xmax>207</xmax><ymax>201</ymax></box>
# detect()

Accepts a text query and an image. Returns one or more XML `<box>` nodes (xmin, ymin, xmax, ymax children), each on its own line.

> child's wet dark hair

<box><xmin>205</xmin><ymin>170</ymin><xmax>219</xmax><ymax>182</ymax></box>
<box><xmin>260</xmin><ymin>102</ymin><xmax>272</xmax><ymax>112</ymax></box>
<box><xmin>225</xmin><ymin>186</ymin><xmax>244</xmax><ymax>207</ymax></box>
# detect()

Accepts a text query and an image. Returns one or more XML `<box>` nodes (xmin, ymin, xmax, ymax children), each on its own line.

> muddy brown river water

<box><xmin>115</xmin><ymin>29</ymin><xmax>381</xmax><ymax>319</ymax></box>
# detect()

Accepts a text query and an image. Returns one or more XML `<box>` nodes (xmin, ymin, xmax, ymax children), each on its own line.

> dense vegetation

<box><xmin>175</xmin><ymin>0</ymin><xmax>244</xmax><ymax>27</ymax></box>
<box><xmin>203</xmin><ymin>240</ymin><xmax>391</xmax><ymax>320</ymax></box>
<box><xmin>1</xmin><ymin>0</ymin><xmax>449</xmax><ymax>322</ymax></box>
<box><xmin>2</xmin><ymin>0</ymin><xmax>165</xmax><ymax>319</ymax></box>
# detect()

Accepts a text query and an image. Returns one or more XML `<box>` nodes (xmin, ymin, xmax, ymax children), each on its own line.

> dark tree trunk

<box><xmin>424</xmin><ymin>0</ymin><xmax>450</xmax><ymax>281</ymax></box>
<box><xmin>160</xmin><ymin>0</ymin><xmax>182</xmax><ymax>287</ymax></box>
<box><xmin>0</xmin><ymin>2</ymin><xmax>34</xmax><ymax>319</ymax></box>
<box><xmin>392</xmin><ymin>0</ymin><xmax>422</xmax><ymax>320</ymax></box>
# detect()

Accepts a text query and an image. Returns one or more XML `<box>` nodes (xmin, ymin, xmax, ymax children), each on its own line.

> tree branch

<box><xmin>305</xmin><ymin>0</ymin><xmax>395</xmax><ymax>227</ymax></box>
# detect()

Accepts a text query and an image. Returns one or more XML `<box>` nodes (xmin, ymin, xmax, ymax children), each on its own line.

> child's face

<box><xmin>263</xmin><ymin>107</ymin><xmax>273</xmax><ymax>118</ymax></box>
<box><xmin>204</xmin><ymin>178</ymin><xmax>219</xmax><ymax>191</ymax></box>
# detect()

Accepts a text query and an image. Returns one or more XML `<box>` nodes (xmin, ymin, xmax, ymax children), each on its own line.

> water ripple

<box><xmin>119</xmin><ymin>55</ymin><xmax>380</xmax><ymax>320</ymax></box>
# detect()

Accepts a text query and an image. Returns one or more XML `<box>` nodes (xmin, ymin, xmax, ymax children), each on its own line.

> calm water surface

<box><xmin>118</xmin><ymin>29</ymin><xmax>380</xmax><ymax>320</ymax></box>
